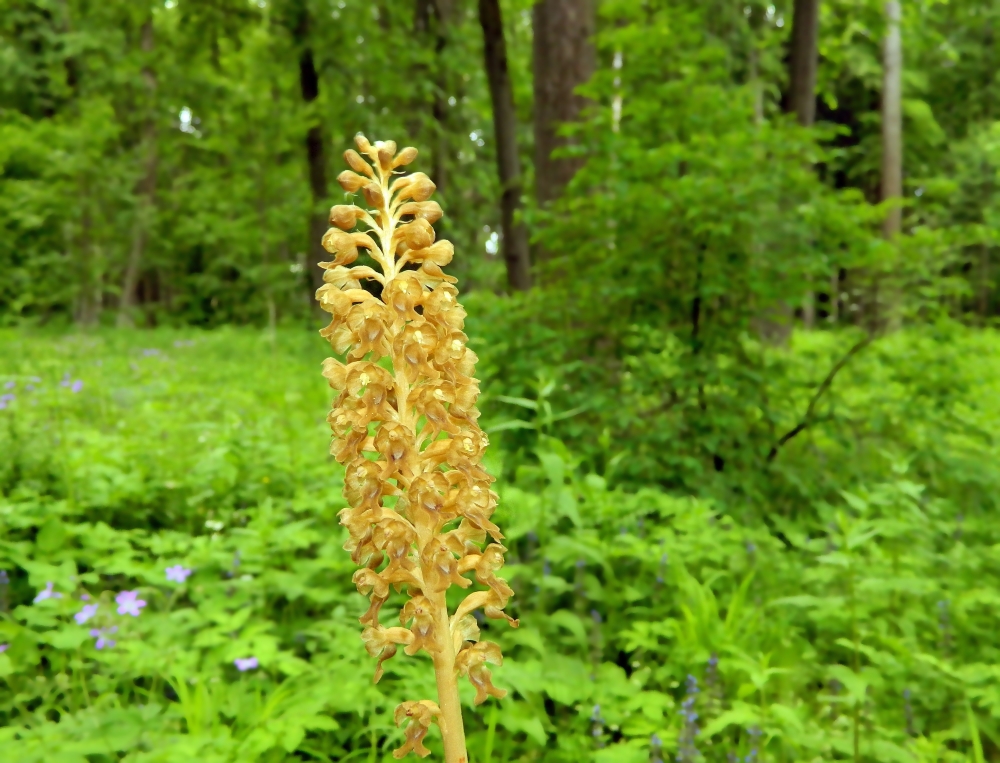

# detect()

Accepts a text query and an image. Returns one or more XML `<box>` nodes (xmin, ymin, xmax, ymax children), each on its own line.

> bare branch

<box><xmin>766</xmin><ymin>334</ymin><xmax>873</xmax><ymax>463</ymax></box>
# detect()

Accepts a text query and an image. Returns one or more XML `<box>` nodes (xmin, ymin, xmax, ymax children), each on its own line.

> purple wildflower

<box><xmin>677</xmin><ymin>674</ymin><xmax>701</xmax><ymax>762</ymax></box>
<box><xmin>745</xmin><ymin>725</ymin><xmax>761</xmax><ymax>762</ymax></box>
<box><xmin>33</xmin><ymin>581</ymin><xmax>63</xmax><ymax>603</ymax></box>
<box><xmin>651</xmin><ymin>734</ymin><xmax>664</xmax><ymax>763</ymax></box>
<box><xmin>115</xmin><ymin>590</ymin><xmax>146</xmax><ymax>617</ymax></box>
<box><xmin>234</xmin><ymin>656</ymin><xmax>259</xmax><ymax>671</ymax></box>
<box><xmin>590</xmin><ymin>704</ymin><xmax>605</xmax><ymax>748</ymax></box>
<box><xmin>80</xmin><ymin>593</ymin><xmax>90</xmax><ymax>600</ymax></box>
<box><xmin>89</xmin><ymin>626</ymin><xmax>118</xmax><ymax>649</ymax></box>
<box><xmin>0</xmin><ymin>643</ymin><xmax>8</xmax><ymax>653</ymax></box>
<box><xmin>142</xmin><ymin>348</ymin><xmax>161</xmax><ymax>357</ymax></box>
<box><xmin>165</xmin><ymin>565</ymin><xmax>193</xmax><ymax>583</ymax></box>
<box><xmin>60</xmin><ymin>375</ymin><xmax>71</xmax><ymax>387</ymax></box>
<box><xmin>74</xmin><ymin>603</ymin><xmax>99</xmax><ymax>624</ymax></box>
<box><xmin>3</xmin><ymin>381</ymin><xmax>13</xmax><ymax>389</ymax></box>
<box><xmin>0</xmin><ymin>393</ymin><xmax>14</xmax><ymax>409</ymax></box>
<box><xmin>71</xmin><ymin>380</ymin><xmax>83</xmax><ymax>393</ymax></box>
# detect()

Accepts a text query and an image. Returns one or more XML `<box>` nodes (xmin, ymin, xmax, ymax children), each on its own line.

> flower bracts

<box><xmin>317</xmin><ymin>135</ymin><xmax>517</xmax><ymax>762</ymax></box>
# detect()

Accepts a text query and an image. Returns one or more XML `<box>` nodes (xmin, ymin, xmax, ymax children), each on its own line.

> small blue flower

<box><xmin>165</xmin><ymin>565</ymin><xmax>193</xmax><ymax>583</ymax></box>
<box><xmin>116</xmin><ymin>590</ymin><xmax>146</xmax><ymax>617</ymax></box>
<box><xmin>74</xmin><ymin>603</ymin><xmax>99</xmax><ymax>624</ymax></box>
<box><xmin>34</xmin><ymin>581</ymin><xmax>63</xmax><ymax>603</ymax></box>
<box><xmin>89</xmin><ymin>626</ymin><xmax>117</xmax><ymax>649</ymax></box>
<box><xmin>234</xmin><ymin>656</ymin><xmax>259</xmax><ymax>671</ymax></box>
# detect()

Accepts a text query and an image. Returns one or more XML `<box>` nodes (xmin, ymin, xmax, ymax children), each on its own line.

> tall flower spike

<box><xmin>318</xmin><ymin>135</ymin><xmax>518</xmax><ymax>763</ymax></box>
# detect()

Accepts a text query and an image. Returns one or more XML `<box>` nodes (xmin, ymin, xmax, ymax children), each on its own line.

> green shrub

<box><xmin>1</xmin><ymin>328</ymin><xmax>998</xmax><ymax>762</ymax></box>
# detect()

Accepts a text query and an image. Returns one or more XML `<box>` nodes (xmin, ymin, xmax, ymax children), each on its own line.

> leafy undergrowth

<box><xmin>0</xmin><ymin>328</ymin><xmax>998</xmax><ymax>762</ymax></box>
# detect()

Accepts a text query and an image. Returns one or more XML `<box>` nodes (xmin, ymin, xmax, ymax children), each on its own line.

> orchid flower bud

<box><xmin>338</xmin><ymin>170</ymin><xmax>367</xmax><ymax>193</ymax></box>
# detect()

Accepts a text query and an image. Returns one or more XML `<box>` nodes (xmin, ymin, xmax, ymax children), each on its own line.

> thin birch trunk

<box><xmin>881</xmin><ymin>0</ymin><xmax>903</xmax><ymax>331</ymax></box>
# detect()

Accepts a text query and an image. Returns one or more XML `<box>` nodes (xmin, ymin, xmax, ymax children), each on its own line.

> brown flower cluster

<box><xmin>317</xmin><ymin>135</ymin><xmax>518</xmax><ymax>763</ymax></box>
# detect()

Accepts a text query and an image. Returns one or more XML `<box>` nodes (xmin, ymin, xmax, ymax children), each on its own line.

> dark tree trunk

<box><xmin>294</xmin><ymin>8</ymin><xmax>329</xmax><ymax>298</ymax></box>
<box><xmin>532</xmin><ymin>0</ymin><xmax>595</xmax><ymax>207</ymax></box>
<box><xmin>118</xmin><ymin>15</ymin><xmax>157</xmax><ymax>327</ymax></box>
<box><xmin>786</xmin><ymin>0</ymin><xmax>820</xmax><ymax>126</ymax></box>
<box><xmin>415</xmin><ymin>0</ymin><xmax>452</xmax><ymax>196</ymax></box>
<box><xmin>784</xmin><ymin>0</ymin><xmax>821</xmax><ymax>328</ymax></box>
<box><xmin>479</xmin><ymin>0</ymin><xmax>531</xmax><ymax>290</ymax></box>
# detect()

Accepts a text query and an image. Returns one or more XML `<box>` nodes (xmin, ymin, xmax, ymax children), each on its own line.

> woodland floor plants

<box><xmin>316</xmin><ymin>135</ymin><xmax>518</xmax><ymax>763</ymax></box>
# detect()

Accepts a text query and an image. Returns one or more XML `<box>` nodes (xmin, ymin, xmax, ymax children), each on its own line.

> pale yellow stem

<box><xmin>429</xmin><ymin>589</ymin><xmax>469</xmax><ymax>763</ymax></box>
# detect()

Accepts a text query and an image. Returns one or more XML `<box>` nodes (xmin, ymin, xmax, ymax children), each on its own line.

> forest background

<box><xmin>3</xmin><ymin>0</ymin><xmax>1000</xmax><ymax>761</ymax></box>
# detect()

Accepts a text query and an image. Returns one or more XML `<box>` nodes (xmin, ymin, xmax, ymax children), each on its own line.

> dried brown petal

<box><xmin>398</xmin><ymin>218</ymin><xmax>435</xmax><ymax>250</ymax></box>
<box><xmin>394</xmin><ymin>146</ymin><xmax>419</xmax><ymax>168</ymax></box>
<box><xmin>400</xmin><ymin>595</ymin><xmax>438</xmax><ymax>655</ymax></box>
<box><xmin>363</xmin><ymin>182</ymin><xmax>386</xmax><ymax>209</ymax></box>
<box><xmin>398</xmin><ymin>200</ymin><xmax>443</xmax><ymax>224</ymax></box>
<box><xmin>378</xmin><ymin>146</ymin><xmax>394</xmax><ymax>172</ymax></box>
<box><xmin>330</xmin><ymin>204</ymin><xmax>363</xmax><ymax>230</ymax></box>
<box><xmin>321</xmin><ymin>229</ymin><xmax>360</xmax><ymax>266</ymax></box>
<box><xmin>338</xmin><ymin>170</ymin><xmax>367</xmax><ymax>193</ymax></box>
<box><xmin>396</xmin><ymin>172</ymin><xmax>436</xmax><ymax>202</ymax></box>
<box><xmin>362</xmin><ymin>626</ymin><xmax>413</xmax><ymax>682</ymax></box>
<box><xmin>393</xmin><ymin>700</ymin><xmax>440</xmax><ymax>759</ymax></box>
<box><xmin>455</xmin><ymin>641</ymin><xmax>507</xmax><ymax>705</ymax></box>
<box><xmin>344</xmin><ymin>149</ymin><xmax>374</xmax><ymax>178</ymax></box>
<box><xmin>407</xmin><ymin>240</ymin><xmax>454</xmax><ymax>267</ymax></box>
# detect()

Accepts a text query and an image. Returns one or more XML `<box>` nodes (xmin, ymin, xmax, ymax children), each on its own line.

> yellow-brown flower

<box><xmin>317</xmin><ymin>135</ymin><xmax>517</xmax><ymax>763</ymax></box>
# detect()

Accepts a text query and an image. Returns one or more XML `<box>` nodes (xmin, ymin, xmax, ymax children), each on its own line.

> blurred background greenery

<box><xmin>3</xmin><ymin>0</ymin><xmax>1000</xmax><ymax>761</ymax></box>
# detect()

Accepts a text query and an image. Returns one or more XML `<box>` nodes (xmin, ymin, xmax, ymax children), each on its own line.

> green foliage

<box><xmin>1</xmin><ymin>329</ymin><xmax>999</xmax><ymax>762</ymax></box>
<box><xmin>0</xmin><ymin>0</ymin><xmax>508</xmax><ymax>325</ymax></box>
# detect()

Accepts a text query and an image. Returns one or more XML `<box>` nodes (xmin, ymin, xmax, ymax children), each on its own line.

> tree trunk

<box><xmin>880</xmin><ymin>0</ymin><xmax>903</xmax><ymax>331</ymax></box>
<box><xmin>881</xmin><ymin>1</ymin><xmax>903</xmax><ymax>240</ymax></box>
<box><xmin>532</xmin><ymin>0</ymin><xmax>595</xmax><ymax>207</ymax></box>
<box><xmin>118</xmin><ymin>16</ymin><xmax>157</xmax><ymax>327</ymax></box>
<box><xmin>415</xmin><ymin>0</ymin><xmax>452</xmax><ymax>197</ymax></box>
<box><xmin>294</xmin><ymin>8</ymin><xmax>329</xmax><ymax>299</ymax></box>
<box><xmin>784</xmin><ymin>0</ymin><xmax>821</xmax><ymax>329</ymax></box>
<box><xmin>786</xmin><ymin>0</ymin><xmax>820</xmax><ymax>126</ymax></box>
<box><xmin>479</xmin><ymin>0</ymin><xmax>531</xmax><ymax>290</ymax></box>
